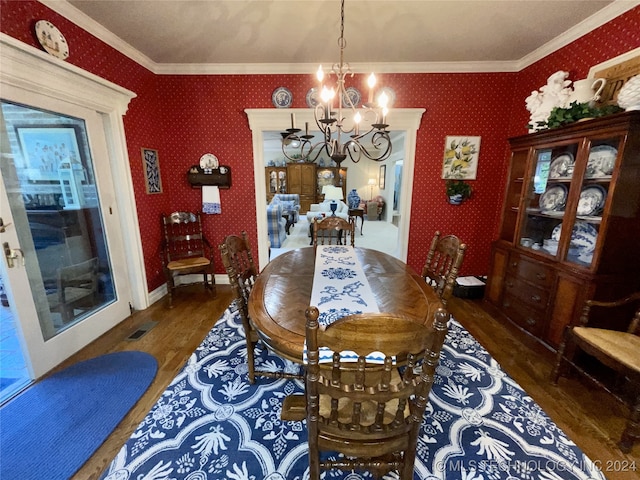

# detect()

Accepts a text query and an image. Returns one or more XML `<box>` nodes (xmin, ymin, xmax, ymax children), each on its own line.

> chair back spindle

<box><xmin>421</xmin><ymin>231</ymin><xmax>467</xmax><ymax>305</ymax></box>
<box><xmin>312</xmin><ymin>217</ymin><xmax>355</xmax><ymax>252</ymax></box>
<box><xmin>303</xmin><ymin>306</ymin><xmax>449</xmax><ymax>479</ymax></box>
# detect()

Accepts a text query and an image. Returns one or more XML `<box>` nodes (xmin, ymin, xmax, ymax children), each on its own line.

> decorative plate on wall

<box><xmin>35</xmin><ymin>20</ymin><xmax>69</xmax><ymax>60</ymax></box>
<box><xmin>272</xmin><ymin>87</ymin><xmax>293</xmax><ymax>108</ymax></box>
<box><xmin>306</xmin><ymin>88</ymin><xmax>320</xmax><ymax>108</ymax></box>
<box><xmin>342</xmin><ymin>87</ymin><xmax>361</xmax><ymax>107</ymax></box>
<box><xmin>199</xmin><ymin>153</ymin><xmax>219</xmax><ymax>170</ymax></box>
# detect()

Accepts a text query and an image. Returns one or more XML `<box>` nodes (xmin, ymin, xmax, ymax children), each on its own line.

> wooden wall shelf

<box><xmin>187</xmin><ymin>165</ymin><xmax>231</xmax><ymax>189</ymax></box>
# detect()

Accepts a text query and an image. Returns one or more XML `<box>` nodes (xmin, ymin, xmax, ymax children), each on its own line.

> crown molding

<box><xmin>516</xmin><ymin>0</ymin><xmax>640</xmax><ymax>70</ymax></box>
<box><xmin>42</xmin><ymin>0</ymin><xmax>639</xmax><ymax>76</ymax></box>
<box><xmin>155</xmin><ymin>61</ymin><xmax>520</xmax><ymax>75</ymax></box>
<box><xmin>39</xmin><ymin>0</ymin><xmax>156</xmax><ymax>72</ymax></box>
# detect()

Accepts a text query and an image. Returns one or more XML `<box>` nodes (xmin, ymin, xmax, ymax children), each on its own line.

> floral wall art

<box><xmin>441</xmin><ymin>136</ymin><xmax>481</xmax><ymax>180</ymax></box>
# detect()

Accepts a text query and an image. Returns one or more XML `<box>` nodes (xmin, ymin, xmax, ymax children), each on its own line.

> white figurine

<box><xmin>525</xmin><ymin>70</ymin><xmax>573</xmax><ymax>131</ymax></box>
<box><xmin>617</xmin><ymin>74</ymin><xmax>640</xmax><ymax>111</ymax></box>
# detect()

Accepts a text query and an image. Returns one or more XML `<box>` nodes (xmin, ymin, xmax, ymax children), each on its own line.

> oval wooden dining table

<box><xmin>248</xmin><ymin>247</ymin><xmax>444</xmax><ymax>364</ymax></box>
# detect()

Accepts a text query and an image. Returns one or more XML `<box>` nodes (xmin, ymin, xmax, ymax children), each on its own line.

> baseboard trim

<box><xmin>147</xmin><ymin>274</ymin><xmax>229</xmax><ymax>307</ymax></box>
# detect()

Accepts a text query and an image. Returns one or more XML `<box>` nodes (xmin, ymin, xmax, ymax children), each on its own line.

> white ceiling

<box><xmin>46</xmin><ymin>0</ymin><xmax>638</xmax><ymax>74</ymax></box>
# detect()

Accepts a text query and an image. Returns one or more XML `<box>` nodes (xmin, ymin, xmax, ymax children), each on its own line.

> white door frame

<box><xmin>0</xmin><ymin>33</ymin><xmax>148</xmax><ymax>310</ymax></box>
<box><xmin>246</xmin><ymin>108</ymin><xmax>425</xmax><ymax>269</ymax></box>
<box><xmin>0</xmin><ymin>34</ymin><xmax>148</xmax><ymax>376</ymax></box>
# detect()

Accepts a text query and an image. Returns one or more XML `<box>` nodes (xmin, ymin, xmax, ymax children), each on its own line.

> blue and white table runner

<box><xmin>305</xmin><ymin>245</ymin><xmax>384</xmax><ymax>363</ymax></box>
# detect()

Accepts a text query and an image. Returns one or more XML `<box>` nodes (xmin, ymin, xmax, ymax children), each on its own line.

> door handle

<box><xmin>3</xmin><ymin>242</ymin><xmax>24</xmax><ymax>268</ymax></box>
<box><xmin>0</xmin><ymin>217</ymin><xmax>11</xmax><ymax>233</ymax></box>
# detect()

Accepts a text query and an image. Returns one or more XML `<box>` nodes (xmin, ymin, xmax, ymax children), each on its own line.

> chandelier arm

<box><xmin>280</xmin><ymin>0</ymin><xmax>392</xmax><ymax>166</ymax></box>
<box><xmin>355</xmin><ymin>135</ymin><xmax>392</xmax><ymax>162</ymax></box>
<box><xmin>345</xmin><ymin>141</ymin><xmax>363</xmax><ymax>163</ymax></box>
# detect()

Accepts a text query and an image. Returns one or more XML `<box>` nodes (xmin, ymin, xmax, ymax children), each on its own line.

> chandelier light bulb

<box><xmin>316</xmin><ymin>65</ymin><xmax>324</xmax><ymax>83</ymax></box>
<box><xmin>320</xmin><ymin>86</ymin><xmax>332</xmax><ymax>103</ymax></box>
<box><xmin>378</xmin><ymin>91</ymin><xmax>389</xmax><ymax>109</ymax></box>
<box><xmin>367</xmin><ymin>73</ymin><xmax>377</xmax><ymax>89</ymax></box>
<box><xmin>367</xmin><ymin>73</ymin><xmax>376</xmax><ymax>103</ymax></box>
<box><xmin>353</xmin><ymin>111</ymin><xmax>362</xmax><ymax>135</ymax></box>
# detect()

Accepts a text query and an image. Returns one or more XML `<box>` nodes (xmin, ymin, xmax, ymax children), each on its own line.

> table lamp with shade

<box><xmin>323</xmin><ymin>185</ymin><xmax>344</xmax><ymax>216</ymax></box>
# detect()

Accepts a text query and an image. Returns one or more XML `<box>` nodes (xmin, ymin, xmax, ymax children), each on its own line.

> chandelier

<box><xmin>281</xmin><ymin>0</ymin><xmax>392</xmax><ymax>167</ymax></box>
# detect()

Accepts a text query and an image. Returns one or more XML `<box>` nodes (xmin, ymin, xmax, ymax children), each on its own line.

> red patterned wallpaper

<box><xmin>2</xmin><ymin>1</ymin><xmax>639</xmax><ymax>292</ymax></box>
<box><xmin>156</xmin><ymin>71</ymin><xmax>517</xmax><ymax>284</ymax></box>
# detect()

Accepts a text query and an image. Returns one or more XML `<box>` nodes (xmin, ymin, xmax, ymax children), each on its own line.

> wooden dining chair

<box><xmin>312</xmin><ymin>216</ymin><xmax>355</xmax><ymax>251</ymax></box>
<box><xmin>552</xmin><ymin>292</ymin><xmax>640</xmax><ymax>452</ymax></box>
<box><xmin>219</xmin><ymin>231</ymin><xmax>302</xmax><ymax>384</ymax></box>
<box><xmin>288</xmin><ymin>306</ymin><xmax>449</xmax><ymax>480</ymax></box>
<box><xmin>161</xmin><ymin>211</ymin><xmax>215</xmax><ymax>308</ymax></box>
<box><xmin>421</xmin><ymin>231</ymin><xmax>467</xmax><ymax>305</ymax></box>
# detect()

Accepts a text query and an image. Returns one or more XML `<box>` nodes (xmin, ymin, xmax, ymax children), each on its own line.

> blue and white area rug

<box><xmin>101</xmin><ymin>305</ymin><xmax>604</xmax><ymax>480</ymax></box>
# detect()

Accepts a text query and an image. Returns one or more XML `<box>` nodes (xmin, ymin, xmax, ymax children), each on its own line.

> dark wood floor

<box><xmin>61</xmin><ymin>284</ymin><xmax>638</xmax><ymax>480</ymax></box>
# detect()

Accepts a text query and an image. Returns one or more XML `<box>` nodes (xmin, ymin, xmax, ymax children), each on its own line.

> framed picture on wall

<box><xmin>16</xmin><ymin>125</ymin><xmax>85</xmax><ymax>182</ymax></box>
<box><xmin>379</xmin><ymin>165</ymin><xmax>386</xmax><ymax>189</ymax></box>
<box><xmin>142</xmin><ymin>147</ymin><xmax>162</xmax><ymax>194</ymax></box>
<box><xmin>442</xmin><ymin>135</ymin><xmax>480</xmax><ymax>180</ymax></box>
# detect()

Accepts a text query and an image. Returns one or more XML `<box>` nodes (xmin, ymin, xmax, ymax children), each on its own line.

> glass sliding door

<box><xmin>1</xmin><ymin>101</ymin><xmax>115</xmax><ymax>340</ymax></box>
<box><xmin>0</xmin><ymin>96</ymin><xmax>133</xmax><ymax>381</ymax></box>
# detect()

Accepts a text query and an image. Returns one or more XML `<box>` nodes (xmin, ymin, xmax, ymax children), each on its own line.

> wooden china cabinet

<box><xmin>265</xmin><ymin>166</ymin><xmax>287</xmax><ymax>203</ymax></box>
<box><xmin>485</xmin><ymin>111</ymin><xmax>640</xmax><ymax>350</ymax></box>
<box><xmin>286</xmin><ymin>163</ymin><xmax>317</xmax><ymax>213</ymax></box>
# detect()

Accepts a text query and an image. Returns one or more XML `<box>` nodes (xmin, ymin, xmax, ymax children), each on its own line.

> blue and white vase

<box><xmin>347</xmin><ymin>189</ymin><xmax>361</xmax><ymax>209</ymax></box>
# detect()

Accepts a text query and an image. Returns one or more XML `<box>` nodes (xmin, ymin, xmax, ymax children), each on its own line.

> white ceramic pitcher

<box><xmin>569</xmin><ymin>78</ymin><xmax>606</xmax><ymax>104</ymax></box>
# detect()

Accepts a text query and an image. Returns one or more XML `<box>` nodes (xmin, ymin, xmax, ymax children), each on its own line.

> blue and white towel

<box><xmin>202</xmin><ymin>186</ymin><xmax>221</xmax><ymax>214</ymax></box>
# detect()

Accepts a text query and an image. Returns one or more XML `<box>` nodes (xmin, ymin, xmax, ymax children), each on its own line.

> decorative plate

<box><xmin>377</xmin><ymin>87</ymin><xmax>396</xmax><ymax>107</ymax></box>
<box><xmin>548</xmin><ymin>153</ymin><xmax>574</xmax><ymax>179</ymax></box>
<box><xmin>342</xmin><ymin>87</ymin><xmax>361</xmax><ymax>107</ymax></box>
<box><xmin>199</xmin><ymin>153</ymin><xmax>219</xmax><ymax>170</ymax></box>
<box><xmin>272</xmin><ymin>87</ymin><xmax>293</xmax><ymax>108</ymax></box>
<box><xmin>35</xmin><ymin>20</ymin><xmax>69</xmax><ymax>60</ymax></box>
<box><xmin>586</xmin><ymin>145</ymin><xmax>617</xmax><ymax>178</ymax></box>
<box><xmin>552</xmin><ymin>221</ymin><xmax>598</xmax><ymax>254</ymax></box>
<box><xmin>577</xmin><ymin>184</ymin><xmax>607</xmax><ymax>216</ymax></box>
<box><xmin>539</xmin><ymin>184</ymin><xmax>567</xmax><ymax>211</ymax></box>
<box><xmin>306</xmin><ymin>88</ymin><xmax>320</xmax><ymax>108</ymax></box>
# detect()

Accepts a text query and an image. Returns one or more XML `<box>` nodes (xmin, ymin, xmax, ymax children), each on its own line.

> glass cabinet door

<box><xmin>563</xmin><ymin>136</ymin><xmax>620</xmax><ymax>268</ymax></box>
<box><xmin>518</xmin><ymin>142</ymin><xmax>579</xmax><ymax>259</ymax></box>
<box><xmin>518</xmin><ymin>136</ymin><xmax>622</xmax><ymax>270</ymax></box>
